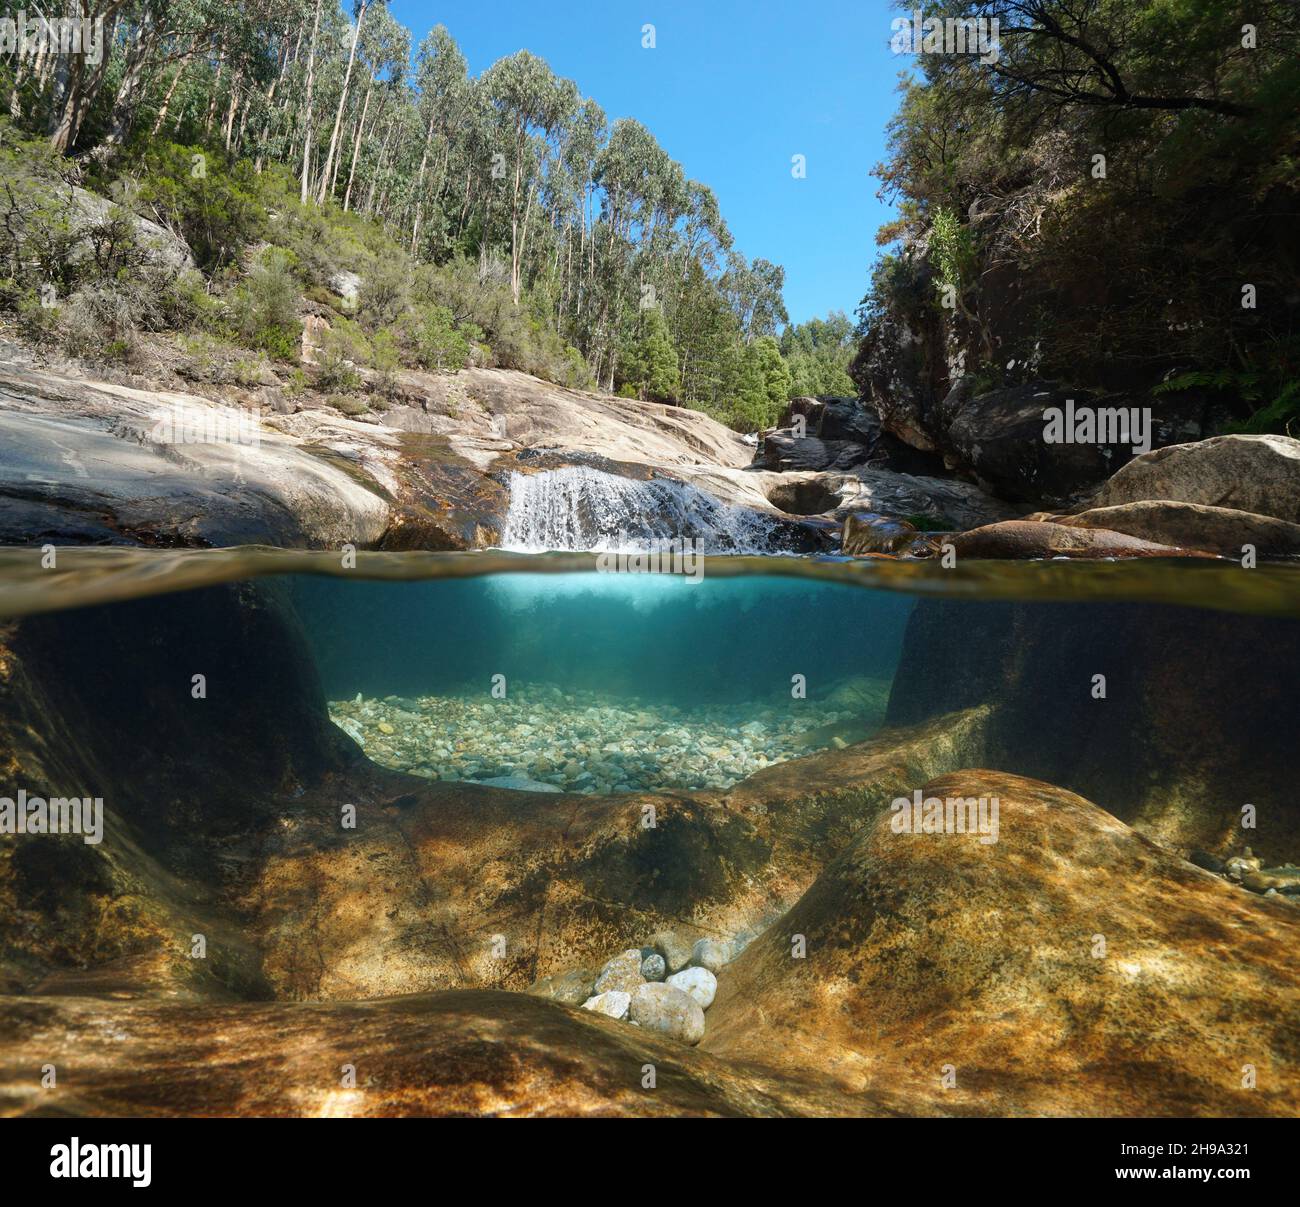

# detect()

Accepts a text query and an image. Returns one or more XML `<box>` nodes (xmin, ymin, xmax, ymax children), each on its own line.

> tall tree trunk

<box><xmin>343</xmin><ymin>76</ymin><xmax>373</xmax><ymax>213</ymax></box>
<box><xmin>317</xmin><ymin>0</ymin><xmax>368</xmax><ymax>205</ymax></box>
<box><xmin>299</xmin><ymin>0</ymin><xmax>324</xmax><ymax>205</ymax></box>
<box><xmin>222</xmin><ymin>69</ymin><xmax>242</xmax><ymax>151</ymax></box>
<box><xmin>204</xmin><ymin>53</ymin><xmax>225</xmax><ymax>134</ymax></box>
<box><xmin>150</xmin><ymin>47</ymin><xmax>196</xmax><ymax>138</ymax></box>
<box><xmin>365</xmin><ymin>114</ymin><xmax>396</xmax><ymax>214</ymax></box>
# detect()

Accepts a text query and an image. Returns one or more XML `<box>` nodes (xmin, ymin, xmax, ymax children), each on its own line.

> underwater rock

<box><xmin>702</xmin><ymin>771</ymin><xmax>1300</xmax><ymax>1117</ymax></box>
<box><xmin>652</xmin><ymin>932</ymin><xmax>694</xmax><ymax>975</ymax></box>
<box><xmin>474</xmin><ymin>776</ymin><xmax>563</xmax><ymax>793</ymax></box>
<box><xmin>629</xmin><ymin>983</ymin><xmax>706</xmax><ymax>1046</ymax></box>
<box><xmin>0</xmin><ymin>989</ymin><xmax>867</xmax><ymax>1117</ymax></box>
<box><xmin>525</xmin><ymin>969</ymin><xmax>596</xmax><ymax>1006</ymax></box>
<box><xmin>640</xmin><ymin>954</ymin><xmax>667</xmax><ymax>982</ymax></box>
<box><xmin>691</xmin><ymin>939</ymin><xmax>731</xmax><ymax>974</ymax></box>
<box><xmin>581</xmin><ymin>991</ymin><xmax>632</xmax><ymax>1020</ymax></box>
<box><xmin>1243</xmin><ymin>868</ymin><xmax>1300</xmax><ymax>894</ymax></box>
<box><xmin>594</xmin><ymin>950</ymin><xmax>647</xmax><ymax>996</ymax></box>
<box><xmin>667</xmin><ymin>967</ymin><xmax>717</xmax><ymax>1010</ymax></box>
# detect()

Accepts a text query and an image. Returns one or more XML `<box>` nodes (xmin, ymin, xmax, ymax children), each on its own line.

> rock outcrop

<box><xmin>1058</xmin><ymin>501</ymin><xmax>1300</xmax><ymax>557</ymax></box>
<box><xmin>1088</xmin><ymin>434</ymin><xmax>1300</xmax><ymax>523</ymax></box>
<box><xmin>948</xmin><ymin>519</ymin><xmax>1210</xmax><ymax>560</ymax></box>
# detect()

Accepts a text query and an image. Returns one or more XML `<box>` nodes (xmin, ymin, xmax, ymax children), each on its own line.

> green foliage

<box><xmin>619</xmin><ymin>308</ymin><xmax>680</xmax><ymax>401</ymax></box>
<box><xmin>1155</xmin><ymin>371</ymin><xmax>1300</xmax><ymax>436</ymax></box>
<box><xmin>228</xmin><ymin>247</ymin><xmax>302</xmax><ymax>360</ymax></box>
<box><xmin>928</xmin><ymin>207</ymin><xmax>974</xmax><ymax>299</ymax></box>
<box><xmin>131</xmin><ymin>143</ymin><xmax>265</xmax><ymax>271</ymax></box>
<box><xmin>315</xmin><ymin>318</ymin><xmax>371</xmax><ymax>391</ymax></box>
<box><xmin>727</xmin><ymin>336</ymin><xmax>793</xmax><ymax>432</ymax></box>
<box><xmin>861</xmin><ymin>0</ymin><xmax>1300</xmax><ymax>403</ymax></box>
<box><xmin>404</xmin><ymin>303</ymin><xmax>471</xmax><ymax>371</ymax></box>
<box><xmin>780</xmin><ymin>312</ymin><xmax>856</xmax><ymax>397</ymax></box>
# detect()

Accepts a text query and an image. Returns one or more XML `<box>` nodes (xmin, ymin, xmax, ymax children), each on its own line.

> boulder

<box><xmin>651</xmin><ymin>931</ymin><xmax>694</xmax><ymax>975</ymax></box>
<box><xmin>702</xmin><ymin>771</ymin><xmax>1300</xmax><ymax>1117</ymax></box>
<box><xmin>758</xmin><ymin>431</ymin><xmax>873</xmax><ymax>473</ymax></box>
<box><xmin>628</xmin><ymin>982</ymin><xmax>706</xmax><ymax>1045</ymax></box>
<box><xmin>640</xmin><ymin>953</ymin><xmax>667</xmax><ymax>982</ymax></box>
<box><xmin>886</xmin><ymin>598</ymin><xmax>1300</xmax><ymax>862</ymax></box>
<box><xmin>691</xmin><ymin>938</ymin><xmax>731</xmax><ymax>973</ymax></box>
<box><xmin>68</xmin><ymin>185</ymin><xmax>196</xmax><ymax>272</ymax></box>
<box><xmin>1059</xmin><ymin>501</ymin><xmax>1300</xmax><ymax>557</ymax></box>
<box><xmin>330</xmin><ymin>270</ymin><xmax>362</xmax><ymax>308</ymax></box>
<box><xmin>581</xmin><ymin>990</ymin><xmax>631</xmax><ymax>1020</ymax></box>
<box><xmin>948</xmin><ymin>519</ymin><xmax>1209</xmax><ymax>559</ymax></box>
<box><xmin>1090</xmin><ymin>435</ymin><xmax>1300</xmax><ymax>523</ymax></box>
<box><xmin>526</xmin><ymin>968</ymin><xmax>595</xmax><ymax>1006</ymax></box>
<box><xmin>667</xmin><ymin>966</ymin><xmax>718</xmax><ymax>1010</ymax></box>
<box><xmin>945</xmin><ymin>383</ymin><xmax>1133</xmax><ymax>503</ymax></box>
<box><xmin>593</xmin><ymin>950</ymin><xmax>647</xmax><ymax>996</ymax></box>
<box><xmin>301</xmin><ymin>313</ymin><xmax>331</xmax><ymax>364</ymax></box>
<box><xmin>841</xmin><ymin>512</ymin><xmax>917</xmax><ymax>555</ymax></box>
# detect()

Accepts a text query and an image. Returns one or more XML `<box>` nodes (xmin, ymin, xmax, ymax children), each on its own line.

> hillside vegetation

<box><xmin>0</xmin><ymin>4</ymin><xmax>854</xmax><ymax>431</ymax></box>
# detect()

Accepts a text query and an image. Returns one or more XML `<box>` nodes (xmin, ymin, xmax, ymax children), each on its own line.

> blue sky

<box><xmin>388</xmin><ymin>0</ymin><xmax>906</xmax><ymax>326</ymax></box>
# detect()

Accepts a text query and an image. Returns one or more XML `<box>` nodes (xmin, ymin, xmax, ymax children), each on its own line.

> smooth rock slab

<box><xmin>1059</xmin><ymin>500</ymin><xmax>1300</xmax><ymax>557</ymax></box>
<box><xmin>667</xmin><ymin>966</ymin><xmax>717</xmax><ymax>1010</ymax></box>
<box><xmin>581</xmin><ymin>991</ymin><xmax>631</xmax><ymax>1020</ymax></box>
<box><xmin>594</xmin><ymin>949</ymin><xmax>647</xmax><ymax>995</ymax></box>
<box><xmin>629</xmin><ymin>983</ymin><xmax>706</xmax><ymax>1046</ymax></box>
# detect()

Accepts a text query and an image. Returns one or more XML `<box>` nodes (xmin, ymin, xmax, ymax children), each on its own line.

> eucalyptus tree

<box><xmin>316</xmin><ymin>0</ymin><xmax>380</xmax><ymax>204</ymax></box>
<box><xmin>342</xmin><ymin>5</ymin><xmax>408</xmax><ymax>211</ymax></box>
<box><xmin>408</xmin><ymin>26</ymin><xmax>471</xmax><ymax>254</ymax></box>
<box><xmin>482</xmin><ymin>51</ymin><xmax>577</xmax><ymax>305</ymax></box>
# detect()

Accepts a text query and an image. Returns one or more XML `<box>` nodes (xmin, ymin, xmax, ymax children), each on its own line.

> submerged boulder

<box><xmin>629</xmin><ymin>982</ymin><xmax>706</xmax><ymax>1045</ymax></box>
<box><xmin>886</xmin><ymin>597</ymin><xmax>1300</xmax><ymax>863</ymax></box>
<box><xmin>703</xmin><ymin>771</ymin><xmax>1300</xmax><ymax>1117</ymax></box>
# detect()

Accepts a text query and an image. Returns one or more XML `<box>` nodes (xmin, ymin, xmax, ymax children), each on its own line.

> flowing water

<box><xmin>500</xmin><ymin>466</ymin><xmax>791</xmax><ymax>553</ymax></box>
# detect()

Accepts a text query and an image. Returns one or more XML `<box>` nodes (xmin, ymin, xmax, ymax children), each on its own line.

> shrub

<box><xmin>131</xmin><ymin>143</ymin><xmax>265</xmax><ymax>270</ymax></box>
<box><xmin>228</xmin><ymin>247</ymin><xmax>301</xmax><ymax>360</ymax></box>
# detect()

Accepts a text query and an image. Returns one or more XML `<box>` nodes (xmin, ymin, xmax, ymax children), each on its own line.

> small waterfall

<box><xmin>499</xmin><ymin>466</ymin><xmax>787</xmax><ymax>554</ymax></box>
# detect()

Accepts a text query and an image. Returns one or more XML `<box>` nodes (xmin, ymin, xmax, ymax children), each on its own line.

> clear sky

<box><xmin>387</xmin><ymin>0</ymin><xmax>905</xmax><ymax>326</ymax></box>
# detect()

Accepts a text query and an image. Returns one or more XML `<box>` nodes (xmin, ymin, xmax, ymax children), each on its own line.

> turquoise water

<box><xmin>290</xmin><ymin>572</ymin><xmax>913</xmax><ymax>792</ymax></box>
<box><xmin>290</xmin><ymin>572</ymin><xmax>912</xmax><ymax>703</ymax></box>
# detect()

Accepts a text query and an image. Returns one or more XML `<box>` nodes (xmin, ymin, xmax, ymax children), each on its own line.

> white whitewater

<box><xmin>499</xmin><ymin>466</ymin><xmax>785</xmax><ymax>553</ymax></box>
